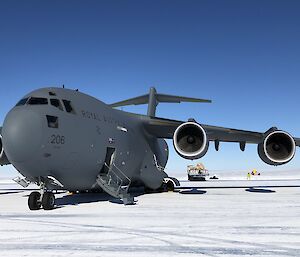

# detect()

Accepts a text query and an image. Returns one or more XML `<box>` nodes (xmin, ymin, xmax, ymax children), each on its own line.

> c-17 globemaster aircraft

<box><xmin>0</xmin><ymin>87</ymin><xmax>299</xmax><ymax>210</ymax></box>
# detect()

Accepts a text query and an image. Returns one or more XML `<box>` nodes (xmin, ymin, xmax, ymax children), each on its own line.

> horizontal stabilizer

<box><xmin>109</xmin><ymin>87</ymin><xmax>211</xmax><ymax>117</ymax></box>
<box><xmin>109</xmin><ymin>94</ymin><xmax>149</xmax><ymax>107</ymax></box>
<box><xmin>156</xmin><ymin>94</ymin><xmax>211</xmax><ymax>104</ymax></box>
<box><xmin>110</xmin><ymin>93</ymin><xmax>211</xmax><ymax>107</ymax></box>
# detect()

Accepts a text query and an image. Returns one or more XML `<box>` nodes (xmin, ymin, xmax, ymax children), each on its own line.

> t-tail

<box><xmin>109</xmin><ymin>87</ymin><xmax>212</xmax><ymax>117</ymax></box>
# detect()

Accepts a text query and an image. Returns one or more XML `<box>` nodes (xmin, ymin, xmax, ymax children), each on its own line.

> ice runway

<box><xmin>0</xmin><ymin>179</ymin><xmax>300</xmax><ymax>257</ymax></box>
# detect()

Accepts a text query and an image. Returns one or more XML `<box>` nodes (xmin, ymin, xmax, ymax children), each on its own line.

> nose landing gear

<box><xmin>41</xmin><ymin>192</ymin><xmax>55</xmax><ymax>210</ymax></box>
<box><xmin>28</xmin><ymin>192</ymin><xmax>42</xmax><ymax>210</ymax></box>
<box><xmin>28</xmin><ymin>191</ymin><xmax>55</xmax><ymax>210</ymax></box>
<box><xmin>28</xmin><ymin>180</ymin><xmax>56</xmax><ymax>211</ymax></box>
<box><xmin>27</xmin><ymin>177</ymin><xmax>61</xmax><ymax>210</ymax></box>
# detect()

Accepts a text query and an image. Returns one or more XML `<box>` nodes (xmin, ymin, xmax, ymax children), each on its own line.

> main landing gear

<box><xmin>28</xmin><ymin>191</ymin><xmax>55</xmax><ymax>210</ymax></box>
<box><xmin>163</xmin><ymin>177</ymin><xmax>180</xmax><ymax>192</ymax></box>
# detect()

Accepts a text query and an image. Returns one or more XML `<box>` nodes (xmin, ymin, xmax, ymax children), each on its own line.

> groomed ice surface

<box><xmin>0</xmin><ymin>179</ymin><xmax>300</xmax><ymax>257</ymax></box>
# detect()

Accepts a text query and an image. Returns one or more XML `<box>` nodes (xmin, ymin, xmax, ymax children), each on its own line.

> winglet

<box><xmin>109</xmin><ymin>87</ymin><xmax>212</xmax><ymax>117</ymax></box>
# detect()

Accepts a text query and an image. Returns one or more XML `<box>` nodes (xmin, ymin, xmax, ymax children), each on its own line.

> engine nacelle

<box><xmin>173</xmin><ymin>122</ymin><xmax>209</xmax><ymax>160</ymax></box>
<box><xmin>0</xmin><ymin>134</ymin><xmax>10</xmax><ymax>166</ymax></box>
<box><xmin>258</xmin><ymin>130</ymin><xmax>296</xmax><ymax>166</ymax></box>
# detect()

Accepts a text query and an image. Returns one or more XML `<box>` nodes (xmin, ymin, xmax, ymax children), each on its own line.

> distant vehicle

<box><xmin>209</xmin><ymin>175</ymin><xmax>219</xmax><ymax>180</ymax></box>
<box><xmin>251</xmin><ymin>169</ymin><xmax>261</xmax><ymax>176</ymax></box>
<box><xmin>187</xmin><ymin>163</ymin><xmax>209</xmax><ymax>181</ymax></box>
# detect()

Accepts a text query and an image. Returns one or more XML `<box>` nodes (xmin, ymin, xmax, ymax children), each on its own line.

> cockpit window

<box><xmin>28</xmin><ymin>97</ymin><xmax>48</xmax><ymax>105</ymax></box>
<box><xmin>15</xmin><ymin>98</ymin><xmax>29</xmax><ymax>106</ymax></box>
<box><xmin>50</xmin><ymin>99</ymin><xmax>63</xmax><ymax>111</ymax></box>
<box><xmin>62</xmin><ymin>99</ymin><xmax>75</xmax><ymax>114</ymax></box>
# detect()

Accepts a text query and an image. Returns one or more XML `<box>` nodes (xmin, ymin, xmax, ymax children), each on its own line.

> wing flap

<box><xmin>203</xmin><ymin>125</ymin><xmax>263</xmax><ymax>144</ymax></box>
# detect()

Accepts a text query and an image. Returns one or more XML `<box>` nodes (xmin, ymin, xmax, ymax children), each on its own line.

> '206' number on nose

<box><xmin>50</xmin><ymin>135</ymin><xmax>65</xmax><ymax>144</ymax></box>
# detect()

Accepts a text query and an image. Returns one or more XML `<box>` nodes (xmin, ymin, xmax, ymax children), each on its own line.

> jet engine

<box><xmin>258</xmin><ymin>130</ymin><xmax>296</xmax><ymax>166</ymax></box>
<box><xmin>0</xmin><ymin>134</ymin><xmax>10</xmax><ymax>165</ymax></box>
<box><xmin>173</xmin><ymin>122</ymin><xmax>209</xmax><ymax>160</ymax></box>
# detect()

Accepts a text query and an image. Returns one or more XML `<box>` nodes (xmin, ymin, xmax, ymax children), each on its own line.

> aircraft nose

<box><xmin>2</xmin><ymin>109</ymin><xmax>43</xmax><ymax>162</ymax></box>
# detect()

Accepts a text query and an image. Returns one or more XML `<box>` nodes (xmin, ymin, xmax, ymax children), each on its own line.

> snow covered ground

<box><xmin>1</xmin><ymin>177</ymin><xmax>300</xmax><ymax>257</ymax></box>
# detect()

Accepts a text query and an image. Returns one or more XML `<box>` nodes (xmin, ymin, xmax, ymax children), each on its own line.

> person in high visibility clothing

<box><xmin>247</xmin><ymin>172</ymin><xmax>251</xmax><ymax>180</ymax></box>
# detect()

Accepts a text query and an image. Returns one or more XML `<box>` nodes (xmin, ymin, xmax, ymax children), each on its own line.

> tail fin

<box><xmin>109</xmin><ymin>87</ymin><xmax>212</xmax><ymax>117</ymax></box>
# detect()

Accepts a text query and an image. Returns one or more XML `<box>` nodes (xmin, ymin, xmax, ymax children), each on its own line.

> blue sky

<box><xmin>0</xmin><ymin>0</ymin><xmax>300</xmax><ymax>177</ymax></box>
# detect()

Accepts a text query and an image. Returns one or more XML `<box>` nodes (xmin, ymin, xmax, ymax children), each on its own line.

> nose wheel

<box><xmin>28</xmin><ymin>191</ymin><xmax>55</xmax><ymax>210</ymax></box>
<box><xmin>28</xmin><ymin>192</ymin><xmax>42</xmax><ymax>210</ymax></box>
<box><xmin>42</xmin><ymin>192</ymin><xmax>55</xmax><ymax>210</ymax></box>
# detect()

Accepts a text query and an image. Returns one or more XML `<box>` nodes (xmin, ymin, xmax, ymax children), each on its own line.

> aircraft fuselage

<box><xmin>2</xmin><ymin>88</ymin><xmax>168</xmax><ymax>191</ymax></box>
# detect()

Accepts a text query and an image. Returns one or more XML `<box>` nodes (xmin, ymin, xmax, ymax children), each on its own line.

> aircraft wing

<box><xmin>143</xmin><ymin>117</ymin><xmax>299</xmax><ymax>145</ymax></box>
<box><xmin>142</xmin><ymin>117</ymin><xmax>182</xmax><ymax>139</ymax></box>
<box><xmin>200</xmin><ymin>124</ymin><xmax>263</xmax><ymax>144</ymax></box>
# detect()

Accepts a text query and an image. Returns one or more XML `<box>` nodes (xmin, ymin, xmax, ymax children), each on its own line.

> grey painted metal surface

<box><xmin>0</xmin><ymin>87</ymin><xmax>299</xmax><ymax>205</ymax></box>
<box><xmin>109</xmin><ymin>87</ymin><xmax>211</xmax><ymax>117</ymax></box>
<box><xmin>1</xmin><ymin>88</ymin><xmax>169</xmax><ymax>197</ymax></box>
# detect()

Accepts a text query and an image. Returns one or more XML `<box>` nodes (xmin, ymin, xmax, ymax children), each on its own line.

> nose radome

<box><xmin>2</xmin><ymin>109</ymin><xmax>43</xmax><ymax>162</ymax></box>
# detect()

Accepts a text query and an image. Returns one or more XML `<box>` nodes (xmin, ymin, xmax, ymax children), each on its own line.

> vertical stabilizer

<box><xmin>147</xmin><ymin>87</ymin><xmax>158</xmax><ymax>117</ymax></box>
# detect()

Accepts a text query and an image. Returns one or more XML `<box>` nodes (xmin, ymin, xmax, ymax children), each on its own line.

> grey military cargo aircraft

<box><xmin>0</xmin><ymin>87</ymin><xmax>299</xmax><ymax>210</ymax></box>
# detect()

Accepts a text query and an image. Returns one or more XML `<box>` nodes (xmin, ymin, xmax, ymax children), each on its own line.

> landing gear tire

<box><xmin>42</xmin><ymin>192</ymin><xmax>55</xmax><ymax>210</ymax></box>
<box><xmin>28</xmin><ymin>192</ymin><xmax>42</xmax><ymax>210</ymax></box>
<box><xmin>166</xmin><ymin>181</ymin><xmax>175</xmax><ymax>192</ymax></box>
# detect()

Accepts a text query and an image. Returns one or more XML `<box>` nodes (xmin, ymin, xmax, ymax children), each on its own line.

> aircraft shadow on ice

<box><xmin>55</xmin><ymin>193</ymin><xmax>120</xmax><ymax>207</ymax></box>
<box><xmin>0</xmin><ymin>190</ymin><xmax>24</xmax><ymax>195</ymax></box>
<box><xmin>245</xmin><ymin>188</ymin><xmax>276</xmax><ymax>193</ymax></box>
<box><xmin>54</xmin><ymin>191</ymin><xmax>145</xmax><ymax>207</ymax></box>
<box><xmin>178</xmin><ymin>188</ymin><xmax>207</xmax><ymax>194</ymax></box>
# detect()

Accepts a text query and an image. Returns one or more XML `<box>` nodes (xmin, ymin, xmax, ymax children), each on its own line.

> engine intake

<box><xmin>173</xmin><ymin>122</ymin><xmax>209</xmax><ymax>160</ymax></box>
<box><xmin>258</xmin><ymin>130</ymin><xmax>296</xmax><ymax>166</ymax></box>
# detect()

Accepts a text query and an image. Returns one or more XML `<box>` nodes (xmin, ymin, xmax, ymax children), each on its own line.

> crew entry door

<box><xmin>100</xmin><ymin>147</ymin><xmax>116</xmax><ymax>175</ymax></box>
